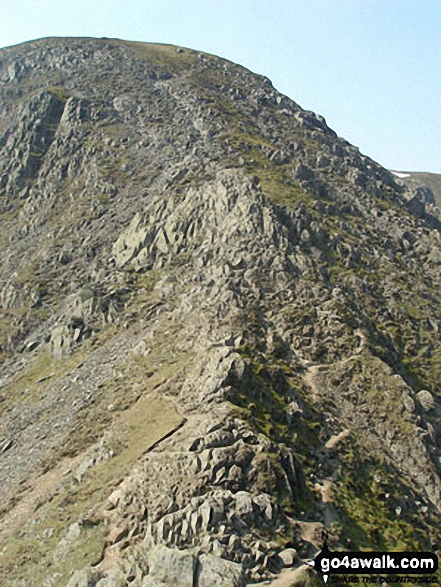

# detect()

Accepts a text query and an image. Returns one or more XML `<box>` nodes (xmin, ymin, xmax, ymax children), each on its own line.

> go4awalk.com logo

<box><xmin>307</xmin><ymin>534</ymin><xmax>438</xmax><ymax>584</ymax></box>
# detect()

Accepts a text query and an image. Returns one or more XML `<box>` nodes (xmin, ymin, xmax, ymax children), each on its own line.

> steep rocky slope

<box><xmin>0</xmin><ymin>38</ymin><xmax>440</xmax><ymax>586</ymax></box>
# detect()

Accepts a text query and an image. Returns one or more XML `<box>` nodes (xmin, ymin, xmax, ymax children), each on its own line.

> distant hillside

<box><xmin>392</xmin><ymin>170</ymin><xmax>441</xmax><ymax>207</ymax></box>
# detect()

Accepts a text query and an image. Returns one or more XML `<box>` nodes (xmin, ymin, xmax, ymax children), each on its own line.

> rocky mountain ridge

<box><xmin>0</xmin><ymin>38</ymin><xmax>440</xmax><ymax>586</ymax></box>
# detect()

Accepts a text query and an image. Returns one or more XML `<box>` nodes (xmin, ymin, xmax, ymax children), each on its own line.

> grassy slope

<box><xmin>0</xmin><ymin>395</ymin><xmax>184</xmax><ymax>586</ymax></box>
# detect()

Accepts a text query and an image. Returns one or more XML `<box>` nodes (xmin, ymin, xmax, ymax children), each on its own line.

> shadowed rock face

<box><xmin>0</xmin><ymin>38</ymin><xmax>440</xmax><ymax>587</ymax></box>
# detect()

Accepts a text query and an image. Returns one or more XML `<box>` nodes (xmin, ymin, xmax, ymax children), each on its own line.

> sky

<box><xmin>1</xmin><ymin>0</ymin><xmax>440</xmax><ymax>173</ymax></box>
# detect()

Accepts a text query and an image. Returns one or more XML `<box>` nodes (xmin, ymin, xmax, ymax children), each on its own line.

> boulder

<box><xmin>278</xmin><ymin>547</ymin><xmax>298</xmax><ymax>567</ymax></box>
<box><xmin>417</xmin><ymin>390</ymin><xmax>435</xmax><ymax>411</ymax></box>
<box><xmin>145</xmin><ymin>545</ymin><xmax>196</xmax><ymax>587</ymax></box>
<box><xmin>197</xmin><ymin>553</ymin><xmax>244</xmax><ymax>587</ymax></box>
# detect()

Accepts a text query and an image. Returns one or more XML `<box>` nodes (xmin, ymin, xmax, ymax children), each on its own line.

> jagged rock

<box><xmin>66</xmin><ymin>570</ymin><xmax>94</xmax><ymax>587</ymax></box>
<box><xmin>1</xmin><ymin>439</ymin><xmax>13</xmax><ymax>453</ymax></box>
<box><xmin>50</xmin><ymin>324</ymin><xmax>72</xmax><ymax>357</ymax></box>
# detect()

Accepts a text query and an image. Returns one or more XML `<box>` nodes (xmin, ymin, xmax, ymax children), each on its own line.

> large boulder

<box><xmin>197</xmin><ymin>553</ymin><xmax>244</xmax><ymax>587</ymax></box>
<box><xmin>417</xmin><ymin>389</ymin><xmax>436</xmax><ymax>411</ymax></box>
<box><xmin>143</xmin><ymin>545</ymin><xmax>196</xmax><ymax>587</ymax></box>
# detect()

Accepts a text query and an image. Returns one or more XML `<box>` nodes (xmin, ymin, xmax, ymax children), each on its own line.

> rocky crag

<box><xmin>0</xmin><ymin>38</ymin><xmax>440</xmax><ymax>587</ymax></box>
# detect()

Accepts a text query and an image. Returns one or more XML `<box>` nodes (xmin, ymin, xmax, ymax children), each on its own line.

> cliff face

<box><xmin>0</xmin><ymin>38</ymin><xmax>440</xmax><ymax>587</ymax></box>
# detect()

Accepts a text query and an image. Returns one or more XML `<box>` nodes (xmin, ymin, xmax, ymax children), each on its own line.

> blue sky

<box><xmin>1</xmin><ymin>0</ymin><xmax>440</xmax><ymax>173</ymax></box>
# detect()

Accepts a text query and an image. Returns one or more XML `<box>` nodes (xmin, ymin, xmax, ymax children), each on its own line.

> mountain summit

<box><xmin>0</xmin><ymin>38</ymin><xmax>440</xmax><ymax>586</ymax></box>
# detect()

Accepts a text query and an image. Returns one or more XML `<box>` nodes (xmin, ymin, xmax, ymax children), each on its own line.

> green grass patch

<box><xmin>0</xmin><ymin>352</ymin><xmax>82</xmax><ymax>415</ymax></box>
<box><xmin>0</xmin><ymin>397</ymin><xmax>183</xmax><ymax>586</ymax></box>
<box><xmin>331</xmin><ymin>435</ymin><xmax>434</xmax><ymax>552</ymax></box>
<box><xmin>121</xmin><ymin>40</ymin><xmax>200</xmax><ymax>71</ymax></box>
